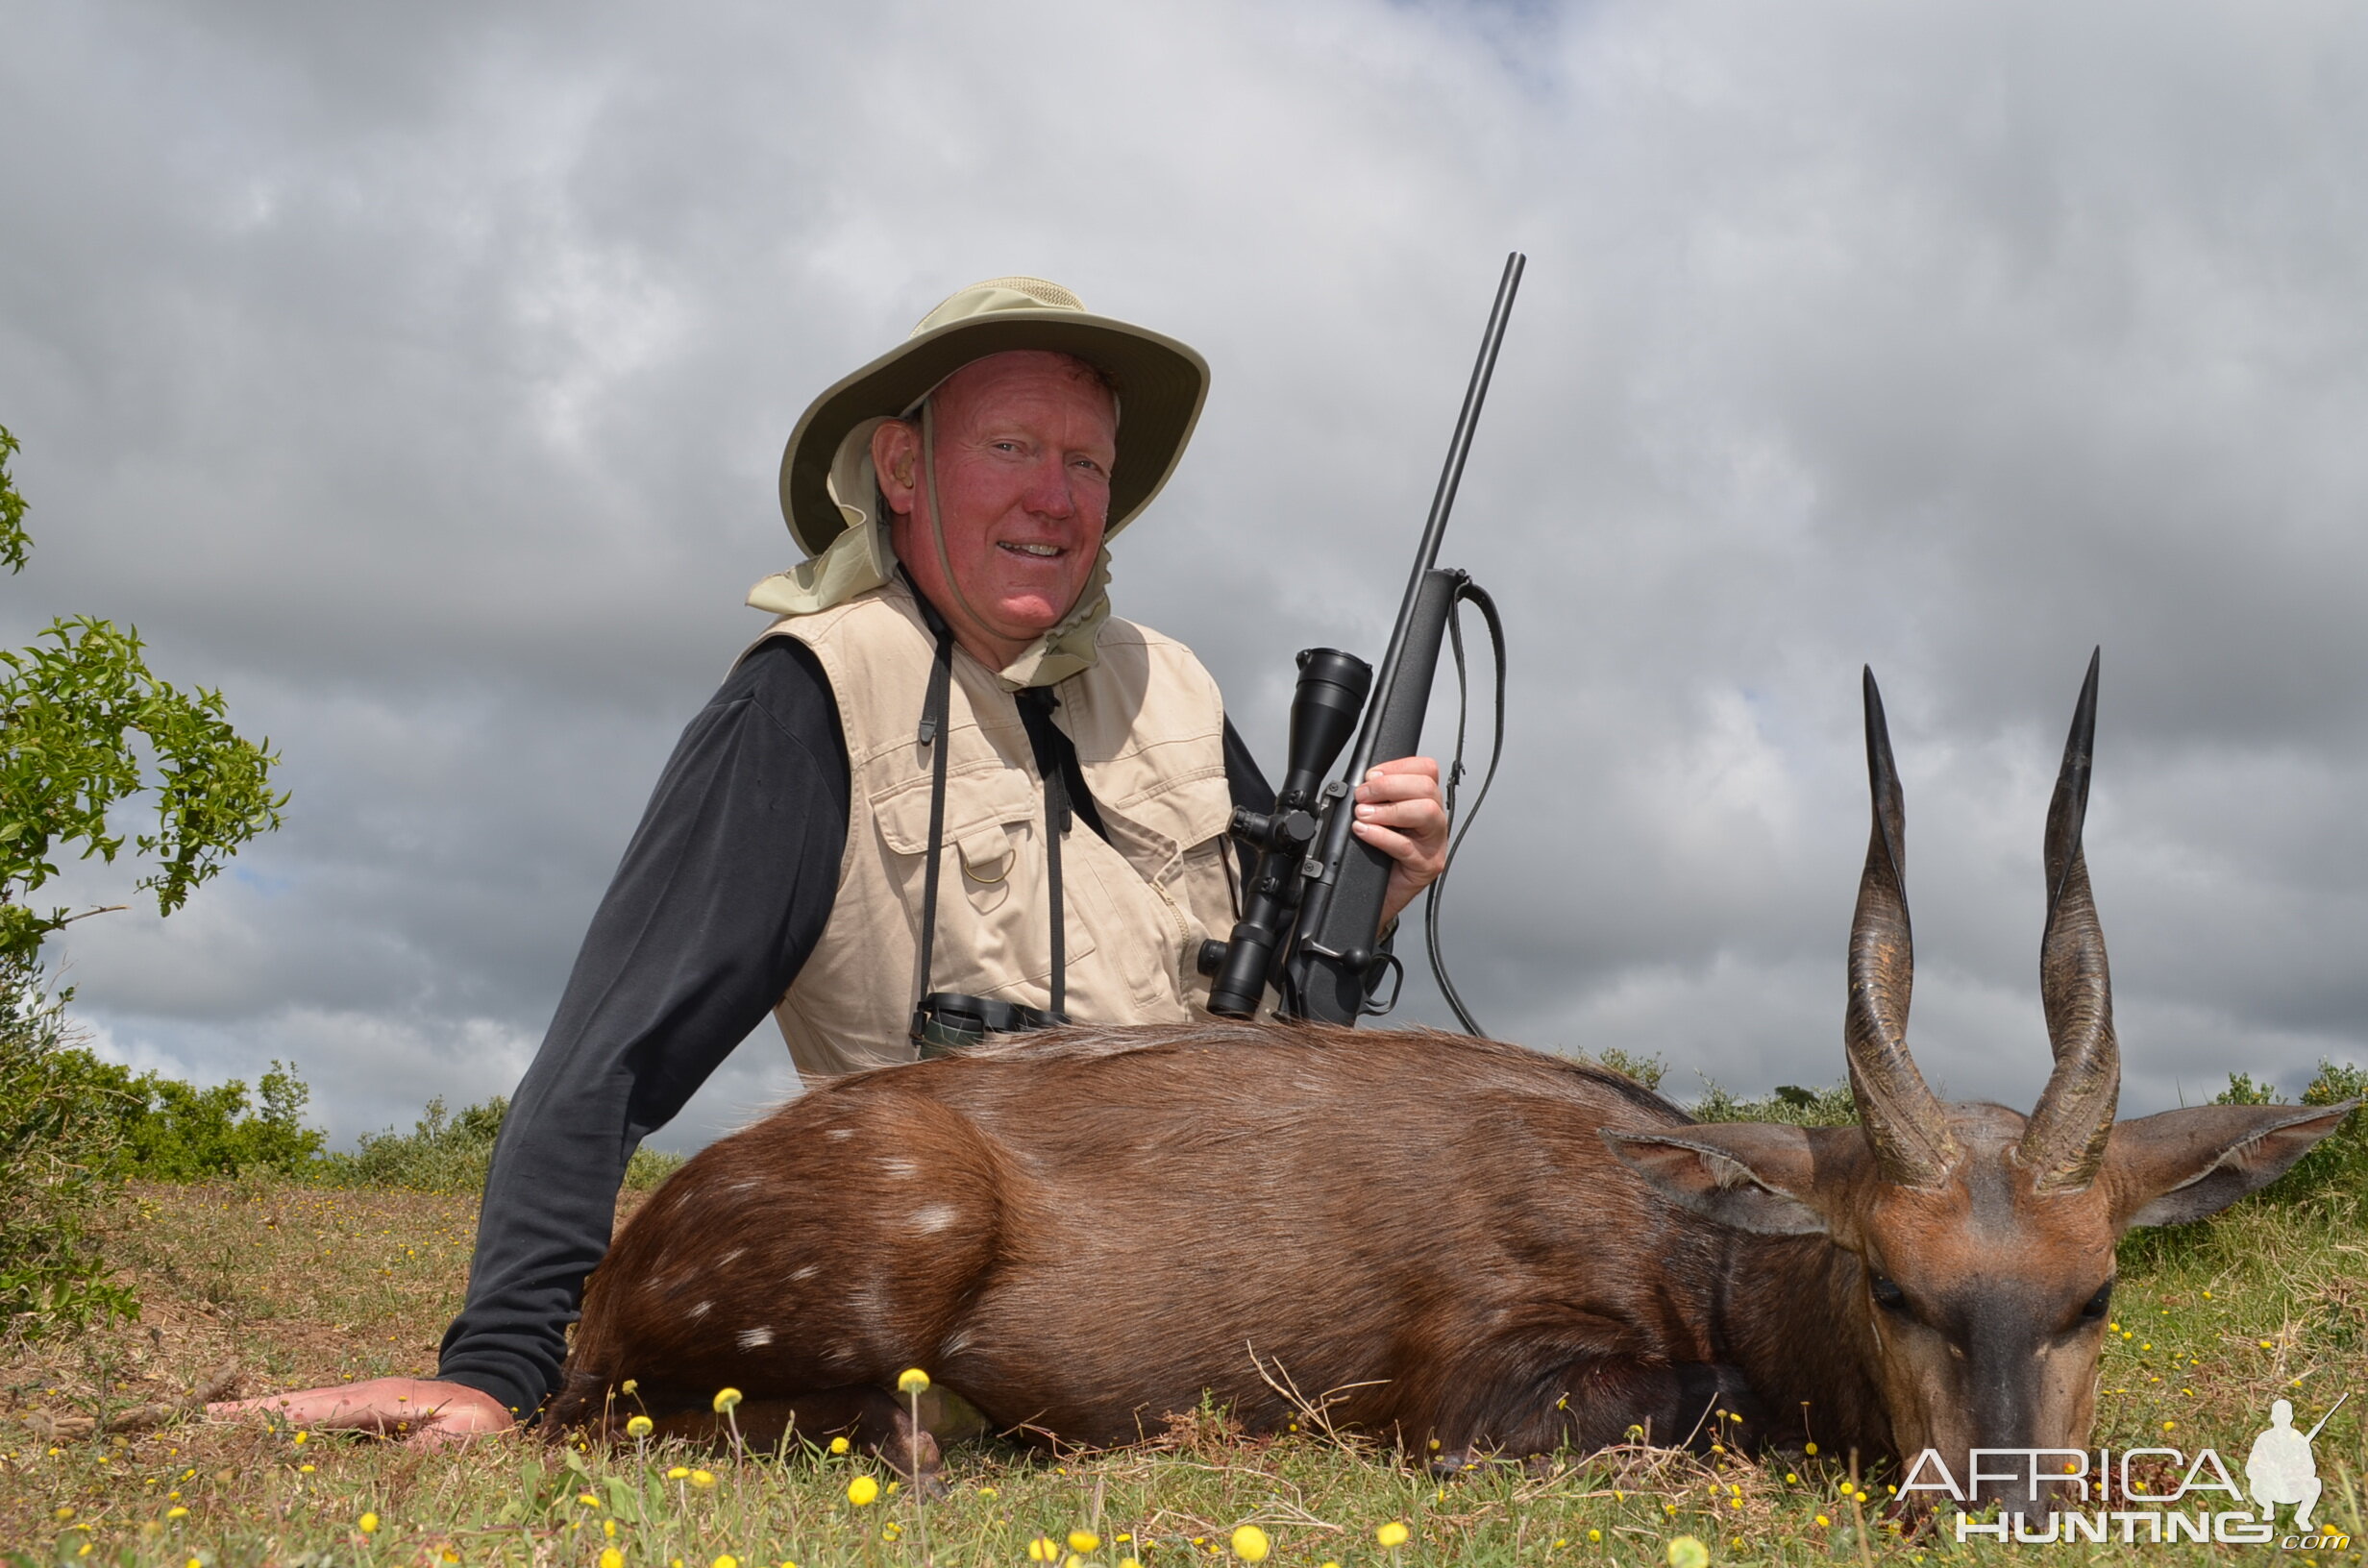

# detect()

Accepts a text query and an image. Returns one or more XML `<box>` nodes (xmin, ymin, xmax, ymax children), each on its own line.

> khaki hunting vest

<box><xmin>760</xmin><ymin>579</ymin><xmax>1241</xmax><ymax>1077</ymax></box>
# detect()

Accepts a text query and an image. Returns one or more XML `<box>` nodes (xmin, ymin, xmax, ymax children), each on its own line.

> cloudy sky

<box><xmin>4</xmin><ymin>0</ymin><xmax>2364</xmax><ymax>1152</ymax></box>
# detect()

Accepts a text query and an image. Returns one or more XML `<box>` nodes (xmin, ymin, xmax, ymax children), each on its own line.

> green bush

<box><xmin>1690</xmin><ymin>1077</ymin><xmax>1860</xmax><ymax>1127</ymax></box>
<box><xmin>62</xmin><ymin>1054</ymin><xmax>324</xmax><ymax>1179</ymax></box>
<box><xmin>0</xmin><ymin>959</ymin><xmax>137</xmax><ymax>1342</ymax></box>
<box><xmin>320</xmin><ymin>1094</ymin><xmax>684</xmax><ymax>1193</ymax></box>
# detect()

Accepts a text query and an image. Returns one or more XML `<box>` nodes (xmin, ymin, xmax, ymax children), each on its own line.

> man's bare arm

<box><xmin>209</xmin><ymin>1377</ymin><xmax>512</xmax><ymax>1447</ymax></box>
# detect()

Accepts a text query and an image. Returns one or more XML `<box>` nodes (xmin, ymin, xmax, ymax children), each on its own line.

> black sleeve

<box><xmin>1221</xmin><ymin>716</ymin><xmax>1274</xmax><ymax>884</ymax></box>
<box><xmin>435</xmin><ymin>638</ymin><xmax>851</xmax><ymax>1418</ymax></box>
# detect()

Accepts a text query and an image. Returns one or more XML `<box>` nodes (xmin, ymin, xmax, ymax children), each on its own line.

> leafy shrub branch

<box><xmin>1</xmin><ymin>421</ymin><xmax>288</xmax><ymax>1340</ymax></box>
<box><xmin>2</xmin><ymin>428</ymin><xmax>286</xmax><ymax>962</ymax></box>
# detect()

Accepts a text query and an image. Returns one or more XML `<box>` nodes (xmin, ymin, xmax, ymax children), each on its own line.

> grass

<box><xmin>0</xmin><ymin>1178</ymin><xmax>2361</xmax><ymax>1565</ymax></box>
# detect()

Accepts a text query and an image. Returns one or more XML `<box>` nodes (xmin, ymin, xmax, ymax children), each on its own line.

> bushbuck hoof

<box><xmin>1426</xmin><ymin>1444</ymin><xmax>1480</xmax><ymax>1480</ymax></box>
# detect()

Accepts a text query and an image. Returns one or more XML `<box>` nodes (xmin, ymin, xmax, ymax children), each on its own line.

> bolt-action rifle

<box><xmin>1198</xmin><ymin>253</ymin><xmax>1522</xmax><ymax>1030</ymax></box>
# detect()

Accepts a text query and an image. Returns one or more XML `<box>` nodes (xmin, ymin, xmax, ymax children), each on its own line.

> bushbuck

<box><xmin>553</xmin><ymin>654</ymin><xmax>2349</xmax><ymax>1501</ymax></box>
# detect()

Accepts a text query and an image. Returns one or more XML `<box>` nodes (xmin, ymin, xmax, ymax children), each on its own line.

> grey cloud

<box><xmin>4</xmin><ymin>0</ymin><xmax>2364</xmax><ymax>1153</ymax></box>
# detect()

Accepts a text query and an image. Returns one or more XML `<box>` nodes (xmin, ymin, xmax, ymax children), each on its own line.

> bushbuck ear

<box><xmin>1605</xmin><ymin>1125</ymin><xmax>1840</xmax><ymax>1237</ymax></box>
<box><xmin>2107</xmin><ymin>1101</ymin><xmax>2358</xmax><ymax>1230</ymax></box>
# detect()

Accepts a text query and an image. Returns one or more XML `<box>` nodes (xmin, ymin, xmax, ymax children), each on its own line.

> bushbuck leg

<box><xmin>628</xmin><ymin>1386</ymin><xmax>949</xmax><ymax>1483</ymax></box>
<box><xmin>1425</xmin><ymin>1356</ymin><xmax>1770</xmax><ymax>1471</ymax></box>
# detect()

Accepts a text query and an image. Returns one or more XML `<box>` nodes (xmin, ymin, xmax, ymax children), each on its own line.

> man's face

<box><xmin>876</xmin><ymin>351</ymin><xmax>1118</xmax><ymax>664</ymax></box>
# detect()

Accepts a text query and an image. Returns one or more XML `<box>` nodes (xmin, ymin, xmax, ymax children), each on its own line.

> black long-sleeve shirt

<box><xmin>436</xmin><ymin>637</ymin><xmax>1274</xmax><ymax>1417</ymax></box>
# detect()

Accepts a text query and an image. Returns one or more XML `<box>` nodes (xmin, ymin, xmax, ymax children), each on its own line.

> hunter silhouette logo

<box><xmin>2246</xmin><ymin>1391</ymin><xmax>2343</xmax><ymax>1532</ymax></box>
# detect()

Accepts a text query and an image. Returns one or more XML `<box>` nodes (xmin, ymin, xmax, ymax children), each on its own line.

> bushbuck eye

<box><xmin>1871</xmin><ymin>1275</ymin><xmax>1909</xmax><ymax>1314</ymax></box>
<box><xmin>2081</xmin><ymin>1281</ymin><xmax>2113</xmax><ymax>1320</ymax></box>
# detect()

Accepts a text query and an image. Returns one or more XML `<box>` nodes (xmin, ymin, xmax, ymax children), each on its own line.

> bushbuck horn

<box><xmin>1846</xmin><ymin>667</ymin><xmax>1960</xmax><ymax>1188</ymax></box>
<box><xmin>2017</xmin><ymin>648</ymin><xmax>2118</xmax><ymax>1190</ymax></box>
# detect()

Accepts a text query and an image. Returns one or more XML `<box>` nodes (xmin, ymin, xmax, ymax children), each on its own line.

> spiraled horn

<box><xmin>1846</xmin><ymin>668</ymin><xmax>1961</xmax><ymax>1189</ymax></box>
<box><xmin>2016</xmin><ymin>649</ymin><xmax>2118</xmax><ymax>1191</ymax></box>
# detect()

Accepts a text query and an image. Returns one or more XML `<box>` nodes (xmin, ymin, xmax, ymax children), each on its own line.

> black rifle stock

<box><xmin>1202</xmin><ymin>252</ymin><xmax>1524</xmax><ymax>1026</ymax></box>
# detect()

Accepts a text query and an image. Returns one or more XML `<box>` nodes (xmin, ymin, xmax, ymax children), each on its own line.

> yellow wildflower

<box><xmin>899</xmin><ymin>1367</ymin><xmax>931</xmax><ymax>1394</ymax></box>
<box><xmin>829</xmin><ymin>1436</ymin><xmax>851</xmax><ymax>1455</ymax></box>
<box><xmin>667</xmin><ymin>1466</ymin><xmax>692</xmax><ymax>1481</ymax></box>
<box><xmin>713</xmin><ymin>1387</ymin><xmax>743</xmax><ymax>1413</ymax></box>
<box><xmin>1376</xmin><ymin>1522</ymin><xmax>1410</xmax><ymax>1548</ymax></box>
<box><xmin>690</xmin><ymin>1470</ymin><xmax>717</xmax><ymax>1490</ymax></box>
<box><xmin>1071</xmin><ymin>1531</ymin><xmax>1102</xmax><ymax>1553</ymax></box>
<box><xmin>1030</xmin><ymin>1538</ymin><xmax>1063</xmax><ymax>1561</ymax></box>
<box><xmin>847</xmin><ymin>1475</ymin><xmax>880</xmax><ymax>1507</ymax></box>
<box><xmin>602</xmin><ymin>1553</ymin><xmax>626</xmax><ymax>1568</ymax></box>
<box><xmin>359</xmin><ymin>1512</ymin><xmax>381</xmax><ymax>1535</ymax></box>
<box><xmin>715</xmin><ymin>1556</ymin><xmax>739</xmax><ymax>1568</ymax></box>
<box><xmin>1667</xmin><ymin>1538</ymin><xmax>1710</xmax><ymax>1568</ymax></box>
<box><xmin>1230</xmin><ymin>1526</ymin><xmax>1270</xmax><ymax>1562</ymax></box>
<box><xmin>627</xmin><ymin>1415</ymin><xmax>655</xmax><ymax>1438</ymax></box>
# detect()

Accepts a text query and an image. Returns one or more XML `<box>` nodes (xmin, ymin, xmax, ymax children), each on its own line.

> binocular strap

<box><xmin>908</xmin><ymin>597</ymin><xmax>1070</xmax><ymax>1045</ymax></box>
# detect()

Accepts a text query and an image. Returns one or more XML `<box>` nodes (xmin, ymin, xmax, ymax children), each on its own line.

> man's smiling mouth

<box><xmin>999</xmin><ymin>542</ymin><xmax>1065</xmax><ymax>557</ymax></box>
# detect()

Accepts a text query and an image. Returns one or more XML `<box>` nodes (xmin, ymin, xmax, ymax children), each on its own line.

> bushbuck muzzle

<box><xmin>552</xmin><ymin>652</ymin><xmax>2351</xmax><ymax>1507</ymax></box>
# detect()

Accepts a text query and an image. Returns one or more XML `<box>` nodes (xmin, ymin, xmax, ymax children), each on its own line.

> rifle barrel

<box><xmin>1339</xmin><ymin>251</ymin><xmax>1525</xmax><ymax>784</ymax></box>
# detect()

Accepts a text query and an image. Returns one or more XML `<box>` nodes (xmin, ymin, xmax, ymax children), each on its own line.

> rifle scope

<box><xmin>1199</xmin><ymin>647</ymin><xmax>1371</xmax><ymax>1017</ymax></box>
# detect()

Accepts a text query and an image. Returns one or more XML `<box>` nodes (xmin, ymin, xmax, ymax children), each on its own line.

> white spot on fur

<box><xmin>879</xmin><ymin>1157</ymin><xmax>919</xmax><ymax>1179</ymax></box>
<box><xmin>728</xmin><ymin>1180</ymin><xmax>758</xmax><ymax>1194</ymax></box>
<box><xmin>911</xmin><ymin>1204</ymin><xmax>958</xmax><ymax>1234</ymax></box>
<box><xmin>737</xmin><ymin>1327</ymin><xmax>775</xmax><ymax>1349</ymax></box>
<box><xmin>941</xmin><ymin>1329</ymin><xmax>974</xmax><ymax>1357</ymax></box>
<box><xmin>689</xmin><ymin>1300</ymin><xmax>711</xmax><ymax>1319</ymax></box>
<box><xmin>792</xmin><ymin>1264</ymin><xmax>820</xmax><ymax>1282</ymax></box>
<box><xmin>826</xmin><ymin>1127</ymin><xmax>854</xmax><ymax>1140</ymax></box>
<box><xmin>718</xmin><ymin>1247</ymin><xmax>745</xmax><ymax>1266</ymax></box>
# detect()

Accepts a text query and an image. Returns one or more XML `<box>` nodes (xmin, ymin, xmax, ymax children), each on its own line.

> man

<box><xmin>217</xmin><ymin>278</ymin><xmax>1447</xmax><ymax>1439</ymax></box>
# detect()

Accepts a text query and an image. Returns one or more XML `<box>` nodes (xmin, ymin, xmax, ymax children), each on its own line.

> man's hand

<box><xmin>1355</xmin><ymin>755</ymin><xmax>1449</xmax><ymax>930</ymax></box>
<box><xmin>209</xmin><ymin>1377</ymin><xmax>514</xmax><ymax>1448</ymax></box>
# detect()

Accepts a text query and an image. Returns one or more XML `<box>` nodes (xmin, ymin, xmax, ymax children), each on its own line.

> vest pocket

<box><xmin>870</xmin><ymin>764</ymin><xmax>1098</xmax><ymax>987</ymax></box>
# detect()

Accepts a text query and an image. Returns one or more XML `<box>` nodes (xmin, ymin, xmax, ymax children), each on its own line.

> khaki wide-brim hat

<box><xmin>778</xmin><ymin>277</ymin><xmax>1211</xmax><ymax>557</ymax></box>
